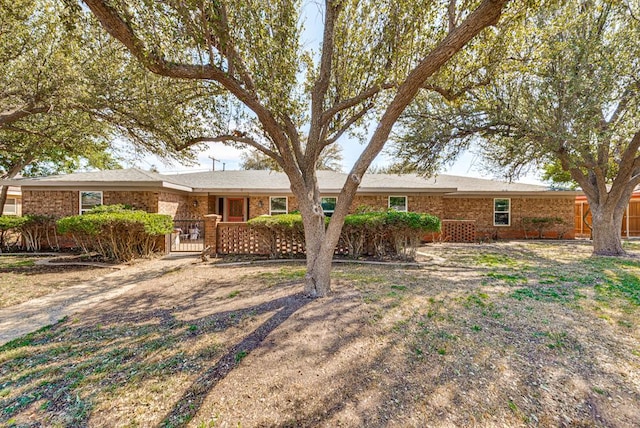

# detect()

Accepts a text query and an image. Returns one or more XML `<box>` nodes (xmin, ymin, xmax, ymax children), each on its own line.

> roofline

<box><xmin>444</xmin><ymin>190</ymin><xmax>582</xmax><ymax>197</ymax></box>
<box><xmin>191</xmin><ymin>187</ymin><xmax>459</xmax><ymax>194</ymax></box>
<box><xmin>12</xmin><ymin>181</ymin><xmax>193</xmax><ymax>192</ymax></box>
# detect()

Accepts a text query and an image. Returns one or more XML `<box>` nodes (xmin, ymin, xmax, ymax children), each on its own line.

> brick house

<box><xmin>4</xmin><ymin>168</ymin><xmax>579</xmax><ymax>250</ymax></box>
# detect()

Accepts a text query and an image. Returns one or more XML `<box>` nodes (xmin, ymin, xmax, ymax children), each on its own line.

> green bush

<box><xmin>248</xmin><ymin>214</ymin><xmax>305</xmax><ymax>258</ymax></box>
<box><xmin>522</xmin><ymin>216</ymin><xmax>566</xmax><ymax>239</ymax></box>
<box><xmin>0</xmin><ymin>216</ymin><xmax>28</xmax><ymax>250</ymax></box>
<box><xmin>57</xmin><ymin>206</ymin><xmax>173</xmax><ymax>262</ymax></box>
<box><xmin>343</xmin><ymin>210</ymin><xmax>440</xmax><ymax>259</ymax></box>
<box><xmin>249</xmin><ymin>210</ymin><xmax>441</xmax><ymax>260</ymax></box>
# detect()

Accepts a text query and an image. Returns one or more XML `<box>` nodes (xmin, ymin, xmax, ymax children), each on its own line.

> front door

<box><xmin>227</xmin><ymin>198</ymin><xmax>245</xmax><ymax>222</ymax></box>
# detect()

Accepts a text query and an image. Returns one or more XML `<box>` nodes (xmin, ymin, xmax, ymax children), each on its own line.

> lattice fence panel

<box><xmin>442</xmin><ymin>220</ymin><xmax>476</xmax><ymax>243</ymax></box>
<box><xmin>217</xmin><ymin>223</ymin><xmax>269</xmax><ymax>255</ymax></box>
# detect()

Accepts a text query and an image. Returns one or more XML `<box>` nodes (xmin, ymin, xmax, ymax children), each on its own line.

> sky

<box><xmin>130</xmin><ymin>2</ymin><xmax>545</xmax><ymax>186</ymax></box>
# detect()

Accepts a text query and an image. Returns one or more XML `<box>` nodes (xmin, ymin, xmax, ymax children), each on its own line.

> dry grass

<box><xmin>1</xmin><ymin>241</ymin><xmax>639</xmax><ymax>427</ymax></box>
<box><xmin>0</xmin><ymin>257</ymin><xmax>110</xmax><ymax>309</ymax></box>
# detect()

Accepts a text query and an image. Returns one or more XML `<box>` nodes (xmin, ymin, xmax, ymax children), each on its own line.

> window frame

<box><xmin>320</xmin><ymin>196</ymin><xmax>337</xmax><ymax>217</ymax></box>
<box><xmin>79</xmin><ymin>191</ymin><xmax>103</xmax><ymax>215</ymax></box>
<box><xmin>269</xmin><ymin>196</ymin><xmax>288</xmax><ymax>215</ymax></box>
<box><xmin>3</xmin><ymin>197</ymin><xmax>17</xmax><ymax>215</ymax></box>
<box><xmin>388</xmin><ymin>195</ymin><xmax>408</xmax><ymax>212</ymax></box>
<box><xmin>493</xmin><ymin>198</ymin><xmax>511</xmax><ymax>226</ymax></box>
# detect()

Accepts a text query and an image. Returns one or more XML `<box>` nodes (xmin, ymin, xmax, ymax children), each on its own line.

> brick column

<box><xmin>204</xmin><ymin>214</ymin><xmax>222</xmax><ymax>252</ymax></box>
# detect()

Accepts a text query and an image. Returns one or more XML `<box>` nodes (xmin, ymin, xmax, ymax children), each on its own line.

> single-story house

<box><xmin>3</xmin><ymin>168</ymin><xmax>579</xmax><ymax>251</ymax></box>
<box><xmin>1</xmin><ymin>186</ymin><xmax>22</xmax><ymax>216</ymax></box>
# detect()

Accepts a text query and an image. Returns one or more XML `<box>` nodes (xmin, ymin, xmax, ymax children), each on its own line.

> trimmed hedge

<box><xmin>342</xmin><ymin>210</ymin><xmax>441</xmax><ymax>259</ymax></box>
<box><xmin>0</xmin><ymin>215</ymin><xmax>59</xmax><ymax>251</ymax></box>
<box><xmin>247</xmin><ymin>214</ymin><xmax>305</xmax><ymax>258</ymax></box>
<box><xmin>248</xmin><ymin>210</ymin><xmax>441</xmax><ymax>260</ymax></box>
<box><xmin>0</xmin><ymin>216</ymin><xmax>28</xmax><ymax>250</ymax></box>
<box><xmin>57</xmin><ymin>206</ymin><xmax>173</xmax><ymax>262</ymax></box>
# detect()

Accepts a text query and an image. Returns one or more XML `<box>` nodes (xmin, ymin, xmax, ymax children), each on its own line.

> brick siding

<box><xmin>444</xmin><ymin>196</ymin><xmax>575</xmax><ymax>239</ymax></box>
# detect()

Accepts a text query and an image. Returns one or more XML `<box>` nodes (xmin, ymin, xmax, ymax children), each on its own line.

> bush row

<box><xmin>248</xmin><ymin>210</ymin><xmax>441</xmax><ymax>260</ymax></box>
<box><xmin>57</xmin><ymin>205</ymin><xmax>173</xmax><ymax>262</ymax></box>
<box><xmin>0</xmin><ymin>205</ymin><xmax>172</xmax><ymax>261</ymax></box>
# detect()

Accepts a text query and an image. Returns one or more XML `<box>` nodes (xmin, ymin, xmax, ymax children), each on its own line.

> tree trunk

<box><xmin>0</xmin><ymin>185</ymin><xmax>8</xmax><ymax>215</ymax></box>
<box><xmin>590</xmin><ymin>205</ymin><xmax>626</xmax><ymax>256</ymax></box>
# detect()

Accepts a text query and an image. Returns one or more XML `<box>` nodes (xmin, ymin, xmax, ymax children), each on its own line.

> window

<box><xmin>494</xmin><ymin>198</ymin><xmax>510</xmax><ymax>226</ymax></box>
<box><xmin>80</xmin><ymin>191</ymin><xmax>103</xmax><ymax>214</ymax></box>
<box><xmin>269</xmin><ymin>196</ymin><xmax>288</xmax><ymax>215</ymax></box>
<box><xmin>389</xmin><ymin>196</ymin><xmax>408</xmax><ymax>212</ymax></box>
<box><xmin>321</xmin><ymin>197</ymin><xmax>337</xmax><ymax>217</ymax></box>
<box><xmin>2</xmin><ymin>198</ymin><xmax>17</xmax><ymax>215</ymax></box>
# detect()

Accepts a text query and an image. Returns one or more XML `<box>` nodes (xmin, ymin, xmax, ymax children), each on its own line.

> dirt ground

<box><xmin>0</xmin><ymin>256</ymin><xmax>114</xmax><ymax>309</ymax></box>
<box><xmin>1</xmin><ymin>241</ymin><xmax>639</xmax><ymax>427</ymax></box>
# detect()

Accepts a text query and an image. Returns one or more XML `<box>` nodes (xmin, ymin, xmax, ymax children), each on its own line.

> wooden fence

<box><xmin>213</xmin><ymin>219</ymin><xmax>475</xmax><ymax>256</ymax></box>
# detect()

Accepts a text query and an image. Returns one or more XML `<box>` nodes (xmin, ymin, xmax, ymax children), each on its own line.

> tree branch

<box><xmin>179</xmin><ymin>135</ymin><xmax>283</xmax><ymax>165</ymax></box>
<box><xmin>0</xmin><ymin>104</ymin><xmax>51</xmax><ymax>127</ymax></box>
<box><xmin>84</xmin><ymin>0</ymin><xmax>300</xmax><ymax>179</ymax></box>
<box><xmin>323</xmin><ymin>102</ymin><xmax>372</xmax><ymax>148</ymax></box>
<box><xmin>320</xmin><ymin>82</ymin><xmax>394</xmax><ymax>125</ymax></box>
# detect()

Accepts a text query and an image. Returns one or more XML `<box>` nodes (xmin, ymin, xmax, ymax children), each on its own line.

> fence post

<box><xmin>204</xmin><ymin>214</ymin><xmax>222</xmax><ymax>253</ymax></box>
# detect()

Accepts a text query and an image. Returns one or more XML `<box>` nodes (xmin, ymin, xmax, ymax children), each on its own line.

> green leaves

<box><xmin>56</xmin><ymin>206</ymin><xmax>173</xmax><ymax>261</ymax></box>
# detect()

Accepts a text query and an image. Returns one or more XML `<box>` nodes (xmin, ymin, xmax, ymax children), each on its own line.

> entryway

<box><xmin>171</xmin><ymin>219</ymin><xmax>205</xmax><ymax>252</ymax></box>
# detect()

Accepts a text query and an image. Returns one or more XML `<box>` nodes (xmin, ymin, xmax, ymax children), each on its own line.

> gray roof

<box><xmin>170</xmin><ymin>170</ymin><xmax>556</xmax><ymax>194</ymax></box>
<box><xmin>3</xmin><ymin>168</ymin><xmax>579</xmax><ymax>195</ymax></box>
<box><xmin>3</xmin><ymin>168</ymin><xmax>191</xmax><ymax>191</ymax></box>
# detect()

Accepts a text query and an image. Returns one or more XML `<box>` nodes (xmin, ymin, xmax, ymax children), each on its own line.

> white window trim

<box><xmin>3</xmin><ymin>197</ymin><xmax>17</xmax><ymax>215</ymax></box>
<box><xmin>493</xmin><ymin>198</ymin><xmax>511</xmax><ymax>226</ymax></box>
<box><xmin>321</xmin><ymin>196</ymin><xmax>337</xmax><ymax>216</ymax></box>
<box><xmin>388</xmin><ymin>195</ymin><xmax>408</xmax><ymax>212</ymax></box>
<box><xmin>79</xmin><ymin>191</ymin><xmax>103</xmax><ymax>215</ymax></box>
<box><xmin>269</xmin><ymin>196</ymin><xmax>288</xmax><ymax>215</ymax></box>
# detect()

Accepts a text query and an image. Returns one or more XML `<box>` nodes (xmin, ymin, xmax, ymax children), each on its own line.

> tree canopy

<box><xmin>391</xmin><ymin>0</ymin><xmax>640</xmax><ymax>255</ymax></box>
<box><xmin>0</xmin><ymin>0</ymin><xmax>221</xmax><ymax>182</ymax></box>
<box><xmin>83</xmin><ymin>0</ymin><xmax>509</xmax><ymax>295</ymax></box>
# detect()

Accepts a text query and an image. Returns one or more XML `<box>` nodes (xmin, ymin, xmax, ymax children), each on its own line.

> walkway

<box><xmin>0</xmin><ymin>254</ymin><xmax>198</xmax><ymax>346</ymax></box>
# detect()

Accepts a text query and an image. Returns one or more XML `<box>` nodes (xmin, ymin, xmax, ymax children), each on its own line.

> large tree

<box><xmin>83</xmin><ymin>0</ymin><xmax>509</xmax><ymax>296</ymax></box>
<box><xmin>392</xmin><ymin>1</ymin><xmax>640</xmax><ymax>256</ymax></box>
<box><xmin>0</xmin><ymin>0</ymin><xmax>221</xmax><ymax>209</ymax></box>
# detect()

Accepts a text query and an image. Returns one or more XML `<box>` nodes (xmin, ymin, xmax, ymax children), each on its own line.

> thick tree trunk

<box><xmin>590</xmin><ymin>205</ymin><xmax>626</xmax><ymax>256</ymax></box>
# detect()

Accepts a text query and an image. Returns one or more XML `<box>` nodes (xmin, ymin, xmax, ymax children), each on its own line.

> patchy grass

<box><xmin>0</xmin><ymin>257</ymin><xmax>111</xmax><ymax>309</ymax></box>
<box><xmin>0</xmin><ymin>242</ymin><xmax>639</xmax><ymax>427</ymax></box>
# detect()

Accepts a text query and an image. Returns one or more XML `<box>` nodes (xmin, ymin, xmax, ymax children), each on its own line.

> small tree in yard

<box><xmin>83</xmin><ymin>0</ymin><xmax>509</xmax><ymax>296</ymax></box>
<box><xmin>391</xmin><ymin>1</ymin><xmax>640</xmax><ymax>256</ymax></box>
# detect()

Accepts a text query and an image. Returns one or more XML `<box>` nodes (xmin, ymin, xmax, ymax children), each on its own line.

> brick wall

<box><xmin>443</xmin><ymin>196</ymin><xmax>575</xmax><ymax>239</ymax></box>
<box><xmin>23</xmin><ymin>190</ymin><xmax>78</xmax><ymax>217</ymax></box>
<box><xmin>104</xmin><ymin>191</ymin><xmax>158</xmax><ymax>212</ymax></box>
<box><xmin>158</xmin><ymin>192</ymin><xmax>207</xmax><ymax>219</ymax></box>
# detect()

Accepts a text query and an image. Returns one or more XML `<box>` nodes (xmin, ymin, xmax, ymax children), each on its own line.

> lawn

<box><xmin>0</xmin><ymin>256</ymin><xmax>111</xmax><ymax>309</ymax></box>
<box><xmin>1</xmin><ymin>241</ymin><xmax>639</xmax><ymax>427</ymax></box>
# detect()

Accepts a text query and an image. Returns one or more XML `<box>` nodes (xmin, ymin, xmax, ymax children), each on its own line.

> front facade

<box><xmin>6</xmin><ymin>169</ymin><xmax>579</xmax><ymax>244</ymax></box>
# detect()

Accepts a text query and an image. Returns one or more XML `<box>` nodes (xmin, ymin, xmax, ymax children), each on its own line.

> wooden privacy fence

<box><xmin>210</xmin><ymin>219</ymin><xmax>475</xmax><ymax>256</ymax></box>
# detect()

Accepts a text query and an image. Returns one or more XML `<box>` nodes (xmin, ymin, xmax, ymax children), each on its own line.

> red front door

<box><xmin>227</xmin><ymin>198</ymin><xmax>245</xmax><ymax>222</ymax></box>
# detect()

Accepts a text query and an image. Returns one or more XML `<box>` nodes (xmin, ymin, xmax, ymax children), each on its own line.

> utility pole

<box><xmin>208</xmin><ymin>155</ymin><xmax>220</xmax><ymax>171</ymax></box>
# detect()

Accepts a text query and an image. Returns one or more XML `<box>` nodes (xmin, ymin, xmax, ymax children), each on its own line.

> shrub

<box><xmin>7</xmin><ymin>215</ymin><xmax>60</xmax><ymax>252</ymax></box>
<box><xmin>343</xmin><ymin>210</ymin><xmax>440</xmax><ymax>259</ymax></box>
<box><xmin>0</xmin><ymin>216</ymin><xmax>28</xmax><ymax>250</ymax></box>
<box><xmin>247</xmin><ymin>214</ymin><xmax>305</xmax><ymax>258</ymax></box>
<box><xmin>249</xmin><ymin>210</ymin><xmax>441</xmax><ymax>260</ymax></box>
<box><xmin>522</xmin><ymin>217</ymin><xmax>566</xmax><ymax>239</ymax></box>
<box><xmin>57</xmin><ymin>206</ymin><xmax>173</xmax><ymax>262</ymax></box>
